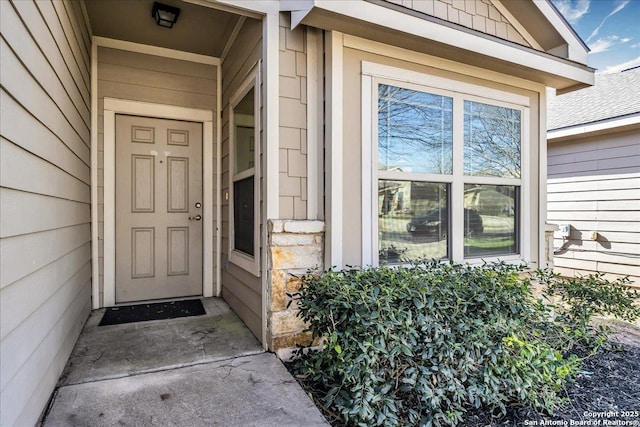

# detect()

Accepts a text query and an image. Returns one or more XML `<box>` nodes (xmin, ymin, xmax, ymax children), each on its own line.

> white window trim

<box><xmin>228</xmin><ymin>65</ymin><xmax>261</xmax><ymax>276</ymax></box>
<box><xmin>362</xmin><ymin>61</ymin><xmax>531</xmax><ymax>267</ymax></box>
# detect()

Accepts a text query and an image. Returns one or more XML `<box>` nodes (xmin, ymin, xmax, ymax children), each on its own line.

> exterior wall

<box><xmin>0</xmin><ymin>1</ymin><xmax>92</xmax><ymax>425</ymax></box>
<box><xmin>383</xmin><ymin>0</ymin><xmax>531</xmax><ymax>47</ymax></box>
<box><xmin>266</xmin><ymin>15</ymin><xmax>317</xmax><ymax>354</ymax></box>
<box><xmin>279</xmin><ymin>14</ymin><xmax>308</xmax><ymax>219</ymax></box>
<box><xmin>339</xmin><ymin>38</ymin><xmax>542</xmax><ymax>268</ymax></box>
<box><xmin>96</xmin><ymin>46</ymin><xmax>217</xmax><ymax>305</ymax></box>
<box><xmin>221</xmin><ymin>17</ymin><xmax>264</xmax><ymax>339</ymax></box>
<box><xmin>548</xmin><ymin>129</ymin><xmax>640</xmax><ymax>287</ymax></box>
<box><xmin>267</xmin><ymin>220</ymin><xmax>324</xmax><ymax>357</ymax></box>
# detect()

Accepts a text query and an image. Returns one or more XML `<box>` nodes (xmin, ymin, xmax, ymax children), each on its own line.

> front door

<box><xmin>115</xmin><ymin>115</ymin><xmax>203</xmax><ymax>303</ymax></box>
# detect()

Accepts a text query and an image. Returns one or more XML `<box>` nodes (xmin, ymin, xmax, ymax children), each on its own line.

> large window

<box><xmin>369</xmin><ymin>68</ymin><xmax>527</xmax><ymax>265</ymax></box>
<box><xmin>229</xmin><ymin>70</ymin><xmax>260</xmax><ymax>275</ymax></box>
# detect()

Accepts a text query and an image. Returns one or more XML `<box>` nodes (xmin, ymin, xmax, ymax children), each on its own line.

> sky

<box><xmin>550</xmin><ymin>0</ymin><xmax>640</xmax><ymax>73</ymax></box>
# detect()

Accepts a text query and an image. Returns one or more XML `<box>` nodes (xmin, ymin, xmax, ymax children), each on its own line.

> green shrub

<box><xmin>291</xmin><ymin>261</ymin><xmax>583</xmax><ymax>427</ymax></box>
<box><xmin>536</xmin><ymin>270</ymin><xmax>640</xmax><ymax>352</ymax></box>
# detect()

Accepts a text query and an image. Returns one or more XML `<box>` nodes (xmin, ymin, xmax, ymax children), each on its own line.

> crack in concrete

<box><xmin>57</xmin><ymin>351</ymin><xmax>267</xmax><ymax>387</ymax></box>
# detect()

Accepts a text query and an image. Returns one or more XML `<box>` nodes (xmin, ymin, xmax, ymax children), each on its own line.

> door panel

<box><xmin>167</xmin><ymin>227</ymin><xmax>189</xmax><ymax>276</ymax></box>
<box><xmin>167</xmin><ymin>157</ymin><xmax>189</xmax><ymax>212</ymax></box>
<box><xmin>131</xmin><ymin>227</ymin><xmax>155</xmax><ymax>278</ymax></box>
<box><xmin>131</xmin><ymin>155</ymin><xmax>155</xmax><ymax>212</ymax></box>
<box><xmin>115</xmin><ymin>115</ymin><xmax>203</xmax><ymax>303</ymax></box>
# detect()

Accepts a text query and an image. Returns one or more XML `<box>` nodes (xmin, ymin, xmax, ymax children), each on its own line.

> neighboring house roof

<box><xmin>548</xmin><ymin>67</ymin><xmax>640</xmax><ymax>132</ymax></box>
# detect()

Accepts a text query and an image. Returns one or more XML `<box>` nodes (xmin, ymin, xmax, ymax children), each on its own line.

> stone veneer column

<box><xmin>267</xmin><ymin>220</ymin><xmax>324</xmax><ymax>358</ymax></box>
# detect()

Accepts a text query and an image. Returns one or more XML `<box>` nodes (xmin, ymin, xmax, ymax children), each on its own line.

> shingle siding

<box><xmin>279</xmin><ymin>14</ymin><xmax>308</xmax><ymax>220</ymax></box>
<box><xmin>383</xmin><ymin>0</ymin><xmax>531</xmax><ymax>47</ymax></box>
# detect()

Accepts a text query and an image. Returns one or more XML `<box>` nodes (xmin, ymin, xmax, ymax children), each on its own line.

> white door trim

<box><xmin>102</xmin><ymin>98</ymin><xmax>215</xmax><ymax>307</ymax></box>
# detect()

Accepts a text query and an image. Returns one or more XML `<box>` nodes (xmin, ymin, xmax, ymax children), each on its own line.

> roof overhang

<box><xmin>504</xmin><ymin>0</ymin><xmax>590</xmax><ymax>64</ymax></box>
<box><xmin>287</xmin><ymin>0</ymin><xmax>594</xmax><ymax>93</ymax></box>
<box><xmin>548</xmin><ymin>113</ymin><xmax>640</xmax><ymax>142</ymax></box>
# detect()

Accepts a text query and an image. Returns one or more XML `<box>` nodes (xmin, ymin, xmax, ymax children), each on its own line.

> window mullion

<box><xmin>451</xmin><ymin>95</ymin><xmax>465</xmax><ymax>261</ymax></box>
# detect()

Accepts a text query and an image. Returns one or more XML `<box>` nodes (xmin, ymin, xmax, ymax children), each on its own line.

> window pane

<box><xmin>234</xmin><ymin>176</ymin><xmax>254</xmax><ymax>256</ymax></box>
<box><xmin>464</xmin><ymin>184</ymin><xmax>518</xmax><ymax>257</ymax></box>
<box><xmin>379</xmin><ymin>180</ymin><xmax>448</xmax><ymax>263</ymax></box>
<box><xmin>464</xmin><ymin>101</ymin><xmax>521</xmax><ymax>178</ymax></box>
<box><xmin>378</xmin><ymin>84</ymin><xmax>453</xmax><ymax>174</ymax></box>
<box><xmin>234</xmin><ymin>88</ymin><xmax>255</xmax><ymax>174</ymax></box>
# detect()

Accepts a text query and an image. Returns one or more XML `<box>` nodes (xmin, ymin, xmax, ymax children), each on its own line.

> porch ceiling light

<box><xmin>152</xmin><ymin>2</ymin><xmax>180</xmax><ymax>28</ymax></box>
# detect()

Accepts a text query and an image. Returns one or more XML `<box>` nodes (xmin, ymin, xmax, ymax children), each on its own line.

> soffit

<box><xmin>84</xmin><ymin>0</ymin><xmax>241</xmax><ymax>57</ymax></box>
<box><xmin>497</xmin><ymin>1</ymin><xmax>564</xmax><ymax>51</ymax></box>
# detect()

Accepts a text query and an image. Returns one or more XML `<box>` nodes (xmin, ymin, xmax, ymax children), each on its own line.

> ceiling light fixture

<box><xmin>152</xmin><ymin>2</ymin><xmax>180</xmax><ymax>28</ymax></box>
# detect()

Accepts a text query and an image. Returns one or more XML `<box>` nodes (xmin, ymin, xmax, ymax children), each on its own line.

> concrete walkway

<box><xmin>43</xmin><ymin>298</ymin><xmax>328</xmax><ymax>426</ymax></box>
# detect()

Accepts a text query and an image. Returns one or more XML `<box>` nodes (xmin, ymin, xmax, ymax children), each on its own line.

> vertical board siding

<box><xmin>0</xmin><ymin>0</ymin><xmax>92</xmax><ymax>425</ymax></box>
<box><xmin>96</xmin><ymin>47</ymin><xmax>217</xmax><ymax>305</ymax></box>
<box><xmin>548</xmin><ymin>130</ymin><xmax>640</xmax><ymax>287</ymax></box>
<box><xmin>220</xmin><ymin>17</ymin><xmax>264</xmax><ymax>340</ymax></box>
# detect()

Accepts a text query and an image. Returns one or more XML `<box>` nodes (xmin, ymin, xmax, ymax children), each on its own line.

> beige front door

<box><xmin>115</xmin><ymin>115</ymin><xmax>203</xmax><ymax>303</ymax></box>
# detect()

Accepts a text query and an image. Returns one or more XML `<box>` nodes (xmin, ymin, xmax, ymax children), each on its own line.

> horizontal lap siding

<box><xmin>220</xmin><ymin>17</ymin><xmax>263</xmax><ymax>341</ymax></box>
<box><xmin>96</xmin><ymin>47</ymin><xmax>217</xmax><ymax>305</ymax></box>
<box><xmin>0</xmin><ymin>1</ymin><xmax>92</xmax><ymax>425</ymax></box>
<box><xmin>548</xmin><ymin>130</ymin><xmax>640</xmax><ymax>287</ymax></box>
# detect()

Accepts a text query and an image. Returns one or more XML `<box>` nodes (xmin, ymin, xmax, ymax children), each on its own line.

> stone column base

<box><xmin>267</xmin><ymin>220</ymin><xmax>324</xmax><ymax>359</ymax></box>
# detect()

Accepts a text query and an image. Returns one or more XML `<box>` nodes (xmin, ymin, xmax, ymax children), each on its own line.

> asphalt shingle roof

<box><xmin>548</xmin><ymin>66</ymin><xmax>640</xmax><ymax>131</ymax></box>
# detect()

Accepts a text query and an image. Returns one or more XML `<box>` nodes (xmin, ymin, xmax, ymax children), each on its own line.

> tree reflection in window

<box><xmin>378</xmin><ymin>84</ymin><xmax>453</xmax><ymax>174</ymax></box>
<box><xmin>464</xmin><ymin>101</ymin><xmax>521</xmax><ymax>178</ymax></box>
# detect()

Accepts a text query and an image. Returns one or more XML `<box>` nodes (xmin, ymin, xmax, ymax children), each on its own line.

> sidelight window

<box><xmin>229</xmin><ymin>69</ymin><xmax>260</xmax><ymax>275</ymax></box>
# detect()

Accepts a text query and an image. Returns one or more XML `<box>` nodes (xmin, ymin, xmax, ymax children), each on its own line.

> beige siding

<box><xmin>279</xmin><ymin>13</ymin><xmax>308</xmax><ymax>219</ymax></box>
<box><xmin>96</xmin><ymin>47</ymin><xmax>217</xmax><ymax>305</ymax></box>
<box><xmin>548</xmin><ymin>130</ymin><xmax>640</xmax><ymax>287</ymax></box>
<box><xmin>0</xmin><ymin>0</ymin><xmax>92</xmax><ymax>425</ymax></box>
<box><xmin>340</xmin><ymin>43</ymin><xmax>541</xmax><ymax>267</ymax></box>
<box><xmin>220</xmin><ymin>17</ymin><xmax>264</xmax><ymax>340</ymax></box>
<box><xmin>384</xmin><ymin>0</ymin><xmax>530</xmax><ymax>47</ymax></box>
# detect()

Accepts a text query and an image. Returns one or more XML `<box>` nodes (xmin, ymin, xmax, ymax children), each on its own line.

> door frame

<box><xmin>101</xmin><ymin>98</ymin><xmax>216</xmax><ymax>307</ymax></box>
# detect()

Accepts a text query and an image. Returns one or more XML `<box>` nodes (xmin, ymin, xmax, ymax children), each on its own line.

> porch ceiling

<box><xmin>84</xmin><ymin>0</ymin><xmax>241</xmax><ymax>57</ymax></box>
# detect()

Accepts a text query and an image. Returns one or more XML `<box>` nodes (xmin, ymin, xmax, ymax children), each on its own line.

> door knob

<box><xmin>188</xmin><ymin>214</ymin><xmax>202</xmax><ymax>221</ymax></box>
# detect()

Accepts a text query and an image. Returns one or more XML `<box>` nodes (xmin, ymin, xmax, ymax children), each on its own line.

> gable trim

<box><xmin>534</xmin><ymin>0</ymin><xmax>590</xmax><ymax>54</ymax></box>
<box><xmin>490</xmin><ymin>0</ymin><xmax>542</xmax><ymax>50</ymax></box>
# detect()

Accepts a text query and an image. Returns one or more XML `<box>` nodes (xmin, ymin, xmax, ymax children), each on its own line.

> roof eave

<box><xmin>290</xmin><ymin>0</ymin><xmax>594</xmax><ymax>92</ymax></box>
<box><xmin>547</xmin><ymin>112</ymin><xmax>640</xmax><ymax>142</ymax></box>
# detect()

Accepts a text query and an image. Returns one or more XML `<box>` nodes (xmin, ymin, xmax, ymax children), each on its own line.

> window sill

<box><xmin>229</xmin><ymin>250</ymin><xmax>260</xmax><ymax>277</ymax></box>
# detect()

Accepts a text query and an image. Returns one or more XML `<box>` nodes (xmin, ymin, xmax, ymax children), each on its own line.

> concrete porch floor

<box><xmin>42</xmin><ymin>298</ymin><xmax>328</xmax><ymax>426</ymax></box>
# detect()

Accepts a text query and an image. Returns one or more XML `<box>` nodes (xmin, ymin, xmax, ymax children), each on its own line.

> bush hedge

<box><xmin>290</xmin><ymin>261</ymin><xmax>639</xmax><ymax>427</ymax></box>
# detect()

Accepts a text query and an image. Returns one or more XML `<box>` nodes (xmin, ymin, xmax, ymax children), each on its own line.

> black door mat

<box><xmin>99</xmin><ymin>299</ymin><xmax>206</xmax><ymax>326</ymax></box>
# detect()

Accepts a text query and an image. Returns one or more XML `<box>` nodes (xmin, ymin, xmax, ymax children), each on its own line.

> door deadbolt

<box><xmin>188</xmin><ymin>215</ymin><xmax>202</xmax><ymax>221</ymax></box>
<box><xmin>195</xmin><ymin>202</ymin><xmax>201</xmax><ymax>208</ymax></box>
